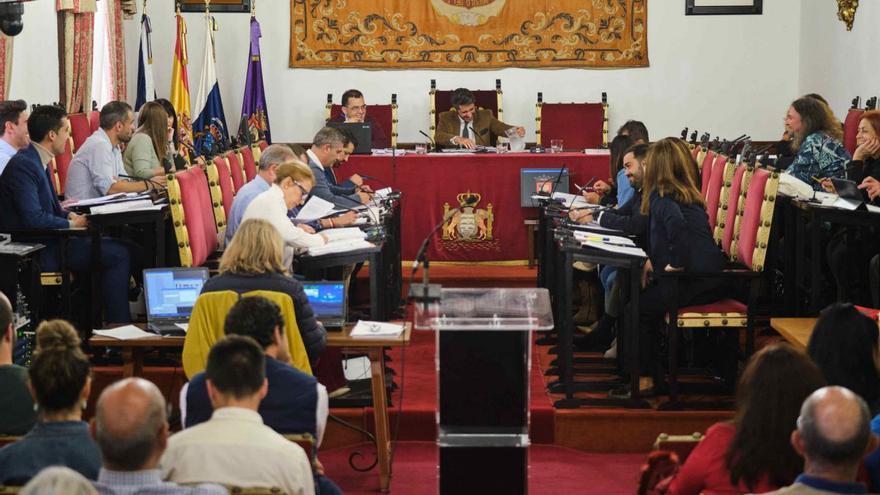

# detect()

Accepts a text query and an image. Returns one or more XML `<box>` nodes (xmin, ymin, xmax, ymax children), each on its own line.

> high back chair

<box><xmin>705</xmin><ymin>154</ymin><xmax>733</xmax><ymax>233</ymax></box>
<box><xmin>226</xmin><ymin>150</ymin><xmax>246</xmax><ymax>193</ymax></box>
<box><xmin>208</xmin><ymin>157</ymin><xmax>234</xmax><ymax>231</ymax></box>
<box><xmin>53</xmin><ymin>137</ymin><xmax>74</xmax><ymax>197</ymax></box>
<box><xmin>699</xmin><ymin>149</ymin><xmax>717</xmax><ymax>197</ymax></box>
<box><xmin>535</xmin><ymin>92</ymin><xmax>608</xmax><ymax>149</ymax></box>
<box><xmin>68</xmin><ymin>113</ymin><xmax>91</xmax><ymax>152</ymax></box>
<box><xmin>326</xmin><ymin>93</ymin><xmax>398</xmax><ymax>148</ymax></box>
<box><xmin>239</xmin><ymin>146</ymin><xmax>258</xmax><ymax>182</ymax></box>
<box><xmin>167</xmin><ymin>167</ymin><xmax>217</xmax><ymax>267</ymax></box>
<box><xmin>89</xmin><ymin>109</ymin><xmax>100</xmax><ymax>133</ymax></box>
<box><xmin>429</xmin><ymin>79</ymin><xmax>502</xmax><ymax>143</ymax></box>
<box><xmin>182</xmin><ymin>290</ymin><xmax>313</xmax><ymax>379</ymax></box>
<box><xmin>844</xmin><ymin>107</ymin><xmax>864</xmax><ymax>156</ymax></box>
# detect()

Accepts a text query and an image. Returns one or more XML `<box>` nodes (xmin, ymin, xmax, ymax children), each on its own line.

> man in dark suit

<box><xmin>305</xmin><ymin>126</ymin><xmax>370</xmax><ymax>207</ymax></box>
<box><xmin>326</xmin><ymin>89</ymin><xmax>388</xmax><ymax>149</ymax></box>
<box><xmin>435</xmin><ymin>87</ymin><xmax>525</xmax><ymax>149</ymax></box>
<box><xmin>0</xmin><ymin>105</ymin><xmax>134</xmax><ymax>323</ymax></box>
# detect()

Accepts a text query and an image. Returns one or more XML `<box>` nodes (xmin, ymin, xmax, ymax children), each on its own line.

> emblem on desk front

<box><xmin>442</xmin><ymin>192</ymin><xmax>494</xmax><ymax>242</ymax></box>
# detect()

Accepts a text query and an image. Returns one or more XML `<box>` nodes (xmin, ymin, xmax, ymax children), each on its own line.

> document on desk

<box><xmin>295</xmin><ymin>196</ymin><xmax>336</xmax><ymax>222</ymax></box>
<box><xmin>93</xmin><ymin>325</ymin><xmax>155</xmax><ymax>340</ymax></box>
<box><xmin>350</xmin><ymin>320</ymin><xmax>404</xmax><ymax>338</ymax></box>
<box><xmin>89</xmin><ymin>200</ymin><xmax>158</xmax><ymax>215</ymax></box>
<box><xmin>572</xmin><ymin>231</ymin><xmax>635</xmax><ymax>246</ymax></box>
<box><xmin>568</xmin><ymin>221</ymin><xmax>620</xmax><ymax>233</ymax></box>
<box><xmin>307</xmin><ymin>239</ymin><xmax>373</xmax><ymax>256</ymax></box>
<box><xmin>321</xmin><ymin>227</ymin><xmax>367</xmax><ymax>242</ymax></box>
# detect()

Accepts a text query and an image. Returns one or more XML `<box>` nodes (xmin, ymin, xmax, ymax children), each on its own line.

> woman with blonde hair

<box><xmin>0</xmin><ymin>320</ymin><xmax>101</xmax><ymax>485</ymax></box>
<box><xmin>242</xmin><ymin>161</ymin><xmax>327</xmax><ymax>268</ymax></box>
<box><xmin>123</xmin><ymin>101</ymin><xmax>171</xmax><ymax>179</ymax></box>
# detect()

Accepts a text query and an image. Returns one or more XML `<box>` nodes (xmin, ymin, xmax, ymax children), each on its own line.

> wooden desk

<box><xmin>90</xmin><ymin>322</ymin><xmax>412</xmax><ymax>493</ymax></box>
<box><xmin>770</xmin><ymin>318</ymin><xmax>817</xmax><ymax>350</ymax></box>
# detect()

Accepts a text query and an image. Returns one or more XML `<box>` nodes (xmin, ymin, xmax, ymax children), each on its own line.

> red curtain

<box><xmin>106</xmin><ymin>0</ymin><xmax>127</xmax><ymax>102</ymax></box>
<box><xmin>57</xmin><ymin>0</ymin><xmax>96</xmax><ymax>113</ymax></box>
<box><xmin>0</xmin><ymin>35</ymin><xmax>13</xmax><ymax>100</ymax></box>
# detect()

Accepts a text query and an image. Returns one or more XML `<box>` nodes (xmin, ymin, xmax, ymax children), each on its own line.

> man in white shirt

<box><xmin>65</xmin><ymin>101</ymin><xmax>166</xmax><ymax>200</ymax></box>
<box><xmin>161</xmin><ymin>335</ymin><xmax>316</xmax><ymax>495</ymax></box>
<box><xmin>0</xmin><ymin>100</ymin><xmax>29</xmax><ymax>176</ymax></box>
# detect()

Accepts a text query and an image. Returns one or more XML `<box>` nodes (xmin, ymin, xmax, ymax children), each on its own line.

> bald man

<box><xmin>764</xmin><ymin>386</ymin><xmax>877</xmax><ymax>495</ymax></box>
<box><xmin>89</xmin><ymin>378</ymin><xmax>225</xmax><ymax>495</ymax></box>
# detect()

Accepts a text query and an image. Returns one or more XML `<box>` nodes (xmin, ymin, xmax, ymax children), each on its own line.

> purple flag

<box><xmin>239</xmin><ymin>17</ymin><xmax>271</xmax><ymax>145</ymax></box>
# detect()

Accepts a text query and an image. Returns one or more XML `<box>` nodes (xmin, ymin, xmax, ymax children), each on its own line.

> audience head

<box><xmin>807</xmin><ymin>302</ymin><xmax>880</xmax><ymax>413</ymax></box>
<box><xmin>135</xmin><ymin>101</ymin><xmax>169</xmax><ymax>163</ymax></box>
<box><xmin>92</xmin><ymin>377</ymin><xmax>168</xmax><ymax>472</ymax></box>
<box><xmin>794</xmin><ymin>386</ymin><xmax>875</xmax><ymax>477</ymax></box>
<box><xmin>287</xmin><ymin>143</ymin><xmax>308</xmax><ymax>163</ymax></box>
<box><xmin>205</xmin><ymin>335</ymin><xmax>268</xmax><ymax>409</ymax></box>
<box><xmin>609</xmin><ymin>134</ymin><xmax>636</xmax><ymax>176</ymax></box>
<box><xmin>640</xmin><ymin>137</ymin><xmax>702</xmax><ymax>215</ymax></box>
<box><xmin>450</xmin><ymin>88</ymin><xmax>477</xmax><ymax>123</ymax></box>
<box><xmin>155</xmin><ymin>98</ymin><xmax>179</xmax><ymax>149</ymax></box>
<box><xmin>273</xmin><ymin>161</ymin><xmax>315</xmax><ymax>209</ymax></box>
<box><xmin>257</xmin><ymin>143</ymin><xmax>296</xmax><ymax>182</ymax></box>
<box><xmin>20</xmin><ymin>466</ymin><xmax>98</xmax><ymax>495</ymax></box>
<box><xmin>0</xmin><ymin>99</ymin><xmax>29</xmax><ymax>149</ymax></box>
<box><xmin>726</xmin><ymin>343</ymin><xmax>826</xmax><ymax>489</ymax></box>
<box><xmin>623</xmin><ymin>143</ymin><xmax>649</xmax><ymax>188</ymax></box>
<box><xmin>311</xmin><ymin>126</ymin><xmax>346</xmax><ymax>167</ymax></box>
<box><xmin>341</xmin><ymin>89</ymin><xmax>367</xmax><ymax>122</ymax></box>
<box><xmin>28</xmin><ymin>105</ymin><xmax>69</xmax><ymax>155</ymax></box>
<box><xmin>857</xmin><ymin>110</ymin><xmax>880</xmax><ymax>158</ymax></box>
<box><xmin>99</xmin><ymin>101</ymin><xmax>134</xmax><ymax>144</ymax></box>
<box><xmin>617</xmin><ymin>120</ymin><xmax>650</xmax><ymax>144</ymax></box>
<box><xmin>0</xmin><ymin>290</ymin><xmax>12</xmax><ymax>347</ymax></box>
<box><xmin>29</xmin><ymin>320</ymin><xmax>91</xmax><ymax>418</ymax></box>
<box><xmin>786</xmin><ymin>97</ymin><xmax>843</xmax><ymax>149</ymax></box>
<box><xmin>222</xmin><ymin>219</ymin><xmax>287</xmax><ymax>275</ymax></box>
<box><xmin>225</xmin><ymin>296</ymin><xmax>289</xmax><ymax>362</ymax></box>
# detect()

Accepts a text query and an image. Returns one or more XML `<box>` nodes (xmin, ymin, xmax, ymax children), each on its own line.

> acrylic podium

<box><xmin>413</xmin><ymin>288</ymin><xmax>553</xmax><ymax>494</ymax></box>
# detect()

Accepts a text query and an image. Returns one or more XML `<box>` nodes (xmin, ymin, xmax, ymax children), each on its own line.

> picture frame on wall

<box><xmin>177</xmin><ymin>0</ymin><xmax>251</xmax><ymax>13</ymax></box>
<box><xmin>685</xmin><ymin>0</ymin><xmax>762</xmax><ymax>15</ymax></box>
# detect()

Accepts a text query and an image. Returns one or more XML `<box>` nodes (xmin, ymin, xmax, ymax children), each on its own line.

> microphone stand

<box><xmin>408</xmin><ymin>213</ymin><xmax>450</xmax><ymax>311</ymax></box>
<box><xmin>419</xmin><ymin>130</ymin><xmax>437</xmax><ymax>153</ymax></box>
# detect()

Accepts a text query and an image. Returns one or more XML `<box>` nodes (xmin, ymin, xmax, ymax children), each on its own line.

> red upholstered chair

<box><xmin>89</xmin><ymin>110</ymin><xmax>100</xmax><ymax>133</ymax></box>
<box><xmin>167</xmin><ymin>167</ymin><xmax>217</xmax><ymax>267</ymax></box>
<box><xmin>239</xmin><ymin>146</ymin><xmax>257</xmax><ymax>182</ymax></box>
<box><xmin>69</xmin><ymin>112</ymin><xmax>91</xmax><ymax>152</ymax></box>
<box><xmin>699</xmin><ymin>150</ymin><xmax>716</xmax><ymax>198</ymax></box>
<box><xmin>705</xmin><ymin>154</ymin><xmax>731</xmax><ymax>232</ymax></box>
<box><xmin>690</xmin><ymin>144</ymin><xmax>701</xmax><ymax>160</ymax></box>
<box><xmin>225</xmin><ymin>151</ymin><xmax>245</xmax><ymax>193</ymax></box>
<box><xmin>536</xmin><ymin>92</ymin><xmax>608</xmax><ymax>150</ymax></box>
<box><xmin>326</xmin><ymin>94</ymin><xmax>398</xmax><ymax>148</ymax></box>
<box><xmin>208</xmin><ymin>157</ymin><xmax>234</xmax><ymax>226</ymax></box>
<box><xmin>429</xmin><ymin>79</ymin><xmax>502</xmax><ymax>144</ymax></box>
<box><xmin>844</xmin><ymin>108</ymin><xmax>864</xmax><ymax>156</ymax></box>
<box><xmin>53</xmin><ymin>137</ymin><xmax>74</xmax><ymax>196</ymax></box>
<box><xmin>47</xmin><ymin>158</ymin><xmax>61</xmax><ymax>197</ymax></box>
<box><xmin>258</xmin><ymin>140</ymin><xmax>268</xmax><ymax>151</ymax></box>
<box><xmin>663</xmin><ymin>167</ymin><xmax>781</xmax><ymax>406</ymax></box>
<box><xmin>720</xmin><ymin>164</ymin><xmax>754</xmax><ymax>255</ymax></box>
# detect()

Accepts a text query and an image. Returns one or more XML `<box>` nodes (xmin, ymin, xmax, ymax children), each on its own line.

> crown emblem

<box><xmin>457</xmin><ymin>191</ymin><xmax>482</xmax><ymax>207</ymax></box>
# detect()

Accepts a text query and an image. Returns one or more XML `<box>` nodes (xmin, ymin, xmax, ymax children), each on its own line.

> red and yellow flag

<box><xmin>170</xmin><ymin>13</ymin><xmax>194</xmax><ymax>156</ymax></box>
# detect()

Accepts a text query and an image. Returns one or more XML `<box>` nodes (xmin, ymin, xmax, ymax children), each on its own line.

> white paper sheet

<box><xmin>295</xmin><ymin>195</ymin><xmax>336</xmax><ymax>221</ymax></box>
<box><xmin>93</xmin><ymin>325</ymin><xmax>155</xmax><ymax>340</ymax></box>
<box><xmin>350</xmin><ymin>321</ymin><xmax>404</xmax><ymax>338</ymax></box>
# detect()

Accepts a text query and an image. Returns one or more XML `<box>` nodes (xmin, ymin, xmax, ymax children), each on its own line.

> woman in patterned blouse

<box><xmin>783</xmin><ymin>96</ymin><xmax>851</xmax><ymax>191</ymax></box>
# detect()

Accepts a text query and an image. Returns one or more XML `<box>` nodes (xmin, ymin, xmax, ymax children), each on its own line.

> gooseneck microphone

<box><xmin>419</xmin><ymin>130</ymin><xmax>437</xmax><ymax>152</ymax></box>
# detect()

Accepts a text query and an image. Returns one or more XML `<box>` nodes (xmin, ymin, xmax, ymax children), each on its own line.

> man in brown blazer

<box><xmin>434</xmin><ymin>88</ymin><xmax>525</xmax><ymax>149</ymax></box>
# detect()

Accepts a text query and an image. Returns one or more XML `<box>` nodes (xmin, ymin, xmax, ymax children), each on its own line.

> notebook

<box><xmin>302</xmin><ymin>281</ymin><xmax>348</xmax><ymax>330</ymax></box>
<box><xmin>144</xmin><ymin>267</ymin><xmax>209</xmax><ymax>336</ymax></box>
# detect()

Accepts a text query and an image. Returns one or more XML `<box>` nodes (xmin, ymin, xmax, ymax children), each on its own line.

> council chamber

<box><xmin>0</xmin><ymin>1</ymin><xmax>879</xmax><ymax>494</ymax></box>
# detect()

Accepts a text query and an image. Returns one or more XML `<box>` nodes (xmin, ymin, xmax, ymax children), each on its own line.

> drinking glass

<box><xmin>495</xmin><ymin>141</ymin><xmax>509</xmax><ymax>153</ymax></box>
<box><xmin>415</xmin><ymin>142</ymin><xmax>428</xmax><ymax>155</ymax></box>
<box><xmin>551</xmin><ymin>139</ymin><xmax>564</xmax><ymax>153</ymax></box>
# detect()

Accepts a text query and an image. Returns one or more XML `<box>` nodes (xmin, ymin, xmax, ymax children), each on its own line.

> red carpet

<box><xmin>322</xmin><ymin>441</ymin><xmax>645</xmax><ymax>494</ymax></box>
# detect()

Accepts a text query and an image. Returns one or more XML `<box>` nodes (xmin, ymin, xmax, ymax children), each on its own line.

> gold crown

<box><xmin>457</xmin><ymin>191</ymin><xmax>481</xmax><ymax>207</ymax></box>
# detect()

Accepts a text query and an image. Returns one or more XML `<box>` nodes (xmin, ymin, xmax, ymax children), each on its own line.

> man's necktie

<box><xmin>461</xmin><ymin>124</ymin><xmax>470</xmax><ymax>140</ymax></box>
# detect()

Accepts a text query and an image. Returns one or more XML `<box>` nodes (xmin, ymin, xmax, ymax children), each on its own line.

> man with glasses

<box><xmin>327</xmin><ymin>89</ymin><xmax>388</xmax><ymax>149</ymax></box>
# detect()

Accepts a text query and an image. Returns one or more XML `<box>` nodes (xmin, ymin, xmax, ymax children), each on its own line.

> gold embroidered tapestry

<box><xmin>289</xmin><ymin>0</ymin><xmax>648</xmax><ymax>69</ymax></box>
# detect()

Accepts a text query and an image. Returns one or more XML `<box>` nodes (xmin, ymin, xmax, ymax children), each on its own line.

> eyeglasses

<box><xmin>293</xmin><ymin>181</ymin><xmax>310</xmax><ymax>201</ymax></box>
<box><xmin>346</xmin><ymin>104</ymin><xmax>367</xmax><ymax>112</ymax></box>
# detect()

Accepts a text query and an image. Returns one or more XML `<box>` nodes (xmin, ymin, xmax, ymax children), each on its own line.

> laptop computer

<box><xmin>327</xmin><ymin>122</ymin><xmax>372</xmax><ymax>154</ymax></box>
<box><xmin>143</xmin><ymin>267</ymin><xmax>209</xmax><ymax>336</ymax></box>
<box><xmin>302</xmin><ymin>281</ymin><xmax>348</xmax><ymax>330</ymax></box>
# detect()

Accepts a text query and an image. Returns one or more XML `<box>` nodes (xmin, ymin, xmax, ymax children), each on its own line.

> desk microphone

<box><xmin>419</xmin><ymin>130</ymin><xmax>437</xmax><ymax>152</ymax></box>
<box><xmin>409</xmin><ymin>211</ymin><xmax>454</xmax><ymax>309</ymax></box>
<box><xmin>332</xmin><ymin>193</ymin><xmax>384</xmax><ymax>240</ymax></box>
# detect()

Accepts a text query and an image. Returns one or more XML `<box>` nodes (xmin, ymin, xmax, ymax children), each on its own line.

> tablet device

<box><xmin>831</xmin><ymin>178</ymin><xmax>865</xmax><ymax>202</ymax></box>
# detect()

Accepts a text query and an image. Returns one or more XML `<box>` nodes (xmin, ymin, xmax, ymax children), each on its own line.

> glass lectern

<box><xmin>413</xmin><ymin>288</ymin><xmax>554</xmax><ymax>494</ymax></box>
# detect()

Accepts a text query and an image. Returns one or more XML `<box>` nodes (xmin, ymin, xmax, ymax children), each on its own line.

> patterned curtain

<box><xmin>106</xmin><ymin>0</ymin><xmax>127</xmax><ymax>101</ymax></box>
<box><xmin>57</xmin><ymin>0</ymin><xmax>96</xmax><ymax>113</ymax></box>
<box><xmin>0</xmin><ymin>35</ymin><xmax>13</xmax><ymax>100</ymax></box>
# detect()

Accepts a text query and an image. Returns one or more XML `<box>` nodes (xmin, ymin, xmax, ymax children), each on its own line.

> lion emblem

<box><xmin>430</xmin><ymin>0</ymin><xmax>507</xmax><ymax>26</ymax></box>
<box><xmin>442</xmin><ymin>192</ymin><xmax>494</xmax><ymax>241</ymax></box>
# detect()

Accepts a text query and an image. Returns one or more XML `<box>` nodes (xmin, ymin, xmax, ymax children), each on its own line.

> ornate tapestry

<box><xmin>289</xmin><ymin>0</ymin><xmax>648</xmax><ymax>69</ymax></box>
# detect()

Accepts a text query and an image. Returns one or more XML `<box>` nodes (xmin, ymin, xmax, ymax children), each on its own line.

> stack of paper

<box><xmin>350</xmin><ymin>320</ymin><xmax>404</xmax><ymax>338</ymax></box>
<box><xmin>307</xmin><ymin>239</ymin><xmax>373</xmax><ymax>256</ymax></box>
<box><xmin>295</xmin><ymin>196</ymin><xmax>336</xmax><ymax>222</ymax></box>
<box><xmin>573</xmin><ymin>231</ymin><xmax>647</xmax><ymax>257</ymax></box>
<box><xmin>90</xmin><ymin>200</ymin><xmax>160</xmax><ymax>215</ymax></box>
<box><xmin>93</xmin><ymin>325</ymin><xmax>155</xmax><ymax>340</ymax></box>
<box><xmin>322</xmin><ymin>227</ymin><xmax>367</xmax><ymax>242</ymax></box>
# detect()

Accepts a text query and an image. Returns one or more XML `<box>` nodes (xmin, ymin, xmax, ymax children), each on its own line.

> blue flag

<box><xmin>135</xmin><ymin>13</ymin><xmax>156</xmax><ymax>111</ymax></box>
<box><xmin>192</xmin><ymin>14</ymin><xmax>228</xmax><ymax>157</ymax></box>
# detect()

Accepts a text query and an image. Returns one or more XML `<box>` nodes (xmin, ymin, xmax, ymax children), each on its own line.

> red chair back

<box><xmin>736</xmin><ymin>168</ymin><xmax>779</xmax><ymax>271</ymax></box>
<box><xmin>844</xmin><ymin>108</ymin><xmax>864</xmax><ymax>155</ymax></box>
<box><xmin>691</xmin><ymin>144</ymin><xmax>701</xmax><ymax>160</ymax></box>
<box><xmin>705</xmin><ymin>154</ymin><xmax>729</xmax><ymax>231</ymax></box>
<box><xmin>54</xmin><ymin>138</ymin><xmax>74</xmax><ymax>195</ymax></box>
<box><xmin>722</xmin><ymin>165</ymin><xmax>749</xmax><ymax>257</ymax></box>
<box><xmin>258</xmin><ymin>140</ymin><xmax>268</xmax><ymax>151</ymax></box>
<box><xmin>89</xmin><ymin>110</ymin><xmax>100</xmax><ymax>132</ymax></box>
<box><xmin>700</xmin><ymin>150</ymin><xmax>716</xmax><ymax>197</ymax></box>
<box><xmin>176</xmin><ymin>167</ymin><xmax>217</xmax><ymax>267</ymax></box>
<box><xmin>239</xmin><ymin>146</ymin><xmax>257</xmax><ymax>182</ymax></box>
<box><xmin>69</xmin><ymin>113</ymin><xmax>91</xmax><ymax>151</ymax></box>
<box><xmin>539</xmin><ymin>103</ymin><xmax>605</xmax><ymax>150</ymax></box>
<box><xmin>225</xmin><ymin>151</ymin><xmax>245</xmax><ymax>193</ymax></box>
<box><xmin>212</xmin><ymin>156</ymin><xmax>235</xmax><ymax>218</ymax></box>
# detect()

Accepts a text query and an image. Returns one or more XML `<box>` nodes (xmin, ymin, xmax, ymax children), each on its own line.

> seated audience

<box><xmin>90</xmin><ymin>378</ymin><xmax>225</xmax><ymax>495</ymax></box>
<box><xmin>667</xmin><ymin>344</ymin><xmax>826</xmax><ymax>495</ymax></box>
<box><xmin>583</xmin><ymin>134</ymin><xmax>636</xmax><ymax>207</ymax></box>
<box><xmin>19</xmin><ymin>466</ymin><xmax>97</xmax><ymax>495</ymax></box>
<box><xmin>155</xmin><ymin>98</ymin><xmax>188</xmax><ymax>171</ymax></box>
<box><xmin>327</xmin><ymin>88</ymin><xmax>388</xmax><ymax>149</ymax></box>
<box><xmin>203</xmin><ymin>219</ymin><xmax>327</xmax><ymax>363</ymax></box>
<box><xmin>306</xmin><ymin>126</ymin><xmax>370</xmax><ymax>206</ymax></box>
<box><xmin>161</xmin><ymin>336</ymin><xmax>316</xmax><ymax>495</ymax></box>
<box><xmin>617</xmin><ymin>120</ymin><xmax>650</xmax><ymax>144</ymax></box>
<box><xmin>325</xmin><ymin>130</ymin><xmax>372</xmax><ymax>196</ymax></box>
<box><xmin>0</xmin><ymin>291</ymin><xmax>35</xmax><ymax>435</ymax></box>
<box><xmin>123</xmin><ymin>101</ymin><xmax>171</xmax><ymax>179</ymax></box>
<box><xmin>0</xmin><ymin>99</ymin><xmax>29</xmax><ymax>175</ymax></box>
<box><xmin>434</xmin><ymin>87</ymin><xmax>525</xmax><ymax>149</ymax></box>
<box><xmin>242</xmin><ymin>161</ymin><xmax>327</xmax><ymax>268</ymax></box>
<box><xmin>783</xmin><ymin>96</ymin><xmax>850</xmax><ymax>191</ymax></box>
<box><xmin>0</xmin><ymin>320</ymin><xmax>100</xmax><ymax>485</ymax></box>
<box><xmin>0</xmin><ymin>105</ymin><xmax>134</xmax><ymax>323</ymax></box>
<box><xmin>775</xmin><ymin>94</ymin><xmax>832</xmax><ymax>170</ymax></box>
<box><xmin>763</xmin><ymin>386</ymin><xmax>875</xmax><ymax>495</ymax></box>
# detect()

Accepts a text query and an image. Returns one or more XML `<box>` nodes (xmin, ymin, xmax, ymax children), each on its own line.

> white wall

<box><xmin>11</xmin><ymin>0</ymin><xmax>804</xmax><ymax>142</ymax></box>
<box><xmin>799</xmin><ymin>1</ymin><xmax>880</xmax><ymax>118</ymax></box>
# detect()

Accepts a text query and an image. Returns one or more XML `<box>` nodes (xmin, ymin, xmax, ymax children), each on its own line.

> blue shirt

<box><xmin>0</xmin><ymin>139</ymin><xmax>18</xmax><ymax>176</ymax></box>
<box><xmin>793</xmin><ymin>474</ymin><xmax>867</xmax><ymax>494</ymax></box>
<box><xmin>785</xmin><ymin>131</ymin><xmax>851</xmax><ymax>191</ymax></box>
<box><xmin>93</xmin><ymin>468</ymin><xmax>226</xmax><ymax>495</ymax></box>
<box><xmin>65</xmin><ymin>128</ymin><xmax>126</xmax><ymax>200</ymax></box>
<box><xmin>0</xmin><ymin>421</ymin><xmax>102</xmax><ymax>485</ymax></box>
<box><xmin>225</xmin><ymin>174</ymin><xmax>271</xmax><ymax>244</ymax></box>
<box><xmin>616</xmin><ymin>168</ymin><xmax>634</xmax><ymax>207</ymax></box>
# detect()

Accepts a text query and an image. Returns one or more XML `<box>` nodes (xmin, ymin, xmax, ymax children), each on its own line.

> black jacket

<box><xmin>598</xmin><ymin>190</ymin><xmax>647</xmax><ymax>246</ymax></box>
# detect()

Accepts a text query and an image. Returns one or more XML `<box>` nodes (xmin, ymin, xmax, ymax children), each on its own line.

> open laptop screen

<box><xmin>302</xmin><ymin>282</ymin><xmax>346</xmax><ymax>320</ymax></box>
<box><xmin>144</xmin><ymin>268</ymin><xmax>209</xmax><ymax>319</ymax></box>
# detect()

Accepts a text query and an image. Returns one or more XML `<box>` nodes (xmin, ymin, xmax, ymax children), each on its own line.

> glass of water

<box><xmin>551</xmin><ymin>139</ymin><xmax>564</xmax><ymax>153</ymax></box>
<box><xmin>415</xmin><ymin>142</ymin><xmax>428</xmax><ymax>154</ymax></box>
<box><xmin>496</xmin><ymin>141</ymin><xmax>509</xmax><ymax>153</ymax></box>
